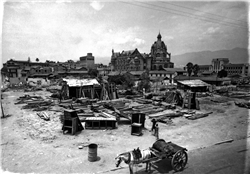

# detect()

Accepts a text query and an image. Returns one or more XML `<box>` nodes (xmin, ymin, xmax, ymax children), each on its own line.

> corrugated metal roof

<box><xmin>63</xmin><ymin>78</ymin><xmax>100</xmax><ymax>87</ymax></box>
<box><xmin>177</xmin><ymin>79</ymin><xmax>210</xmax><ymax>87</ymax></box>
<box><xmin>85</xmin><ymin>117</ymin><xmax>116</xmax><ymax>121</ymax></box>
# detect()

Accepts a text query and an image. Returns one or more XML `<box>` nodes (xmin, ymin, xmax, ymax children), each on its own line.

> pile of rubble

<box><xmin>15</xmin><ymin>94</ymin><xmax>54</xmax><ymax>111</ymax></box>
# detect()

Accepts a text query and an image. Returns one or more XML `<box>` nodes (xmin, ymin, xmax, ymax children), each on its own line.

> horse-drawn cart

<box><xmin>148</xmin><ymin>139</ymin><xmax>188</xmax><ymax>172</ymax></box>
<box><xmin>115</xmin><ymin>139</ymin><xmax>188</xmax><ymax>173</ymax></box>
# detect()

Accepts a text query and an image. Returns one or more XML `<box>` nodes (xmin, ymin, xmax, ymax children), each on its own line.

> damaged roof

<box><xmin>63</xmin><ymin>78</ymin><xmax>100</xmax><ymax>87</ymax></box>
<box><xmin>177</xmin><ymin>79</ymin><xmax>210</xmax><ymax>87</ymax></box>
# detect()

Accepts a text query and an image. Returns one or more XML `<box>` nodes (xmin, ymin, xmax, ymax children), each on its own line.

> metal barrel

<box><xmin>88</xmin><ymin>143</ymin><xmax>98</xmax><ymax>162</ymax></box>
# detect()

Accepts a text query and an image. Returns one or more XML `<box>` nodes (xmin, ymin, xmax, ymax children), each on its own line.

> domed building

<box><xmin>149</xmin><ymin>32</ymin><xmax>174</xmax><ymax>70</ymax></box>
<box><xmin>110</xmin><ymin>32</ymin><xmax>174</xmax><ymax>72</ymax></box>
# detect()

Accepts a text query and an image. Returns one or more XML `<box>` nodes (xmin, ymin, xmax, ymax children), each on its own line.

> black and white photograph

<box><xmin>1</xmin><ymin>0</ymin><xmax>249</xmax><ymax>174</ymax></box>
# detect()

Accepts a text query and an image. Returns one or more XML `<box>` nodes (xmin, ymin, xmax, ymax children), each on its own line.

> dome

<box><xmin>157</xmin><ymin>32</ymin><xmax>162</xmax><ymax>40</ymax></box>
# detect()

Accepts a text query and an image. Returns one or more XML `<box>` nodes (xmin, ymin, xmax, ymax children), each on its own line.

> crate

<box><xmin>85</xmin><ymin>118</ymin><xmax>117</xmax><ymax>129</ymax></box>
<box><xmin>131</xmin><ymin>113</ymin><xmax>146</xmax><ymax>128</ymax></box>
<box><xmin>131</xmin><ymin>123</ymin><xmax>142</xmax><ymax>136</ymax></box>
<box><xmin>63</xmin><ymin>117</ymin><xmax>77</xmax><ymax>135</ymax></box>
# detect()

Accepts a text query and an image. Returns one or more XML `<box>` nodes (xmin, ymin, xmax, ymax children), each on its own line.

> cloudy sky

<box><xmin>2</xmin><ymin>0</ymin><xmax>249</xmax><ymax>66</ymax></box>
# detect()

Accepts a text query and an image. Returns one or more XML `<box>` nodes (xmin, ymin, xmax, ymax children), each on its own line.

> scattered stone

<box><xmin>78</xmin><ymin>145</ymin><xmax>83</xmax><ymax>149</ymax></box>
<box><xmin>53</xmin><ymin>145</ymin><xmax>60</xmax><ymax>148</ymax></box>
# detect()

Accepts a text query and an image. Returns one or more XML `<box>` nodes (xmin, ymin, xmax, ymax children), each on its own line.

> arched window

<box><xmin>159</xmin><ymin>65</ymin><xmax>163</xmax><ymax>70</ymax></box>
<box><xmin>153</xmin><ymin>65</ymin><xmax>157</xmax><ymax>70</ymax></box>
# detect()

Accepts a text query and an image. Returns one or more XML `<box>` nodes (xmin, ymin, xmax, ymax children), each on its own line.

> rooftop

<box><xmin>63</xmin><ymin>78</ymin><xmax>100</xmax><ymax>87</ymax></box>
<box><xmin>177</xmin><ymin>79</ymin><xmax>210</xmax><ymax>87</ymax></box>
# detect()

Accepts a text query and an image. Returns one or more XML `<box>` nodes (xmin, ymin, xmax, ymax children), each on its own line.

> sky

<box><xmin>1</xmin><ymin>0</ymin><xmax>249</xmax><ymax>66</ymax></box>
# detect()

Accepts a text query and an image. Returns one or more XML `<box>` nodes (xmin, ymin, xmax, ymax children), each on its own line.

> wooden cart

<box><xmin>147</xmin><ymin>139</ymin><xmax>188</xmax><ymax>172</ymax></box>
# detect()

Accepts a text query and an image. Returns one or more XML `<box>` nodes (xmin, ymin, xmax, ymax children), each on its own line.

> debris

<box><xmin>78</xmin><ymin>145</ymin><xmax>83</xmax><ymax>149</ymax></box>
<box><xmin>37</xmin><ymin>112</ymin><xmax>50</xmax><ymax>121</ymax></box>
<box><xmin>96</xmin><ymin>166</ymin><xmax>127</xmax><ymax>174</ymax></box>
<box><xmin>1</xmin><ymin>142</ymin><xmax>8</xmax><ymax>146</ymax></box>
<box><xmin>148</xmin><ymin>111</ymin><xmax>183</xmax><ymax>119</ymax></box>
<box><xmin>234</xmin><ymin>101</ymin><xmax>250</xmax><ymax>109</ymax></box>
<box><xmin>184</xmin><ymin>112</ymin><xmax>213</xmax><ymax>120</ymax></box>
<box><xmin>214</xmin><ymin>139</ymin><xmax>234</xmax><ymax>145</ymax></box>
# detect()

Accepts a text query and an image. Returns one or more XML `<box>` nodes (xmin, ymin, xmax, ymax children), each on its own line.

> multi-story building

<box><xmin>79</xmin><ymin>53</ymin><xmax>95</xmax><ymax>69</ymax></box>
<box><xmin>198</xmin><ymin>58</ymin><xmax>249</xmax><ymax>77</ymax></box>
<box><xmin>198</xmin><ymin>65</ymin><xmax>213</xmax><ymax>73</ymax></box>
<box><xmin>111</xmin><ymin>48</ymin><xmax>145</xmax><ymax>71</ymax></box>
<box><xmin>211</xmin><ymin>58</ymin><xmax>229</xmax><ymax>73</ymax></box>
<box><xmin>2</xmin><ymin>58</ymin><xmax>50</xmax><ymax>84</ymax></box>
<box><xmin>149</xmin><ymin>33</ymin><xmax>174</xmax><ymax>70</ymax></box>
<box><xmin>110</xmin><ymin>33</ymin><xmax>174</xmax><ymax>72</ymax></box>
<box><xmin>222</xmin><ymin>63</ymin><xmax>250</xmax><ymax>76</ymax></box>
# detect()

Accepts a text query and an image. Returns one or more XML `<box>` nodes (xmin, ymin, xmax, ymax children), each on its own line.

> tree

<box><xmin>121</xmin><ymin>73</ymin><xmax>135</xmax><ymax>89</ymax></box>
<box><xmin>138</xmin><ymin>70</ymin><xmax>151</xmax><ymax>92</ymax></box>
<box><xmin>186</xmin><ymin>62</ymin><xmax>193</xmax><ymax>77</ymax></box>
<box><xmin>217</xmin><ymin>69</ymin><xmax>228</xmax><ymax>78</ymax></box>
<box><xmin>36</xmin><ymin>58</ymin><xmax>39</xmax><ymax>62</ymax></box>
<box><xmin>108</xmin><ymin>75</ymin><xmax>123</xmax><ymax>85</ymax></box>
<box><xmin>88</xmin><ymin>68</ymin><xmax>99</xmax><ymax>78</ymax></box>
<box><xmin>192</xmin><ymin>64</ymin><xmax>200</xmax><ymax>77</ymax></box>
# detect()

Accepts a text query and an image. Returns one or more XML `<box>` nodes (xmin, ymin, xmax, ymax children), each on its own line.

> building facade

<box><xmin>79</xmin><ymin>53</ymin><xmax>95</xmax><ymax>69</ymax></box>
<box><xmin>149</xmin><ymin>33</ymin><xmax>174</xmax><ymax>70</ymax></box>
<box><xmin>111</xmin><ymin>48</ymin><xmax>145</xmax><ymax>71</ymax></box>
<box><xmin>222</xmin><ymin>63</ymin><xmax>250</xmax><ymax>76</ymax></box>
<box><xmin>198</xmin><ymin>58</ymin><xmax>249</xmax><ymax>76</ymax></box>
<box><xmin>198</xmin><ymin>65</ymin><xmax>213</xmax><ymax>73</ymax></box>
<box><xmin>2</xmin><ymin>58</ymin><xmax>50</xmax><ymax>84</ymax></box>
<box><xmin>211</xmin><ymin>58</ymin><xmax>229</xmax><ymax>73</ymax></box>
<box><xmin>110</xmin><ymin>33</ymin><xmax>174</xmax><ymax>72</ymax></box>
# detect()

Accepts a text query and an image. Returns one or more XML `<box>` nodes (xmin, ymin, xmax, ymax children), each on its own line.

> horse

<box><xmin>115</xmin><ymin>147</ymin><xmax>154</xmax><ymax>174</ymax></box>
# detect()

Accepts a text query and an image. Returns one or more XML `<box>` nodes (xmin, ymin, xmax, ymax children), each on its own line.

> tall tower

<box><xmin>150</xmin><ymin>33</ymin><xmax>173</xmax><ymax>70</ymax></box>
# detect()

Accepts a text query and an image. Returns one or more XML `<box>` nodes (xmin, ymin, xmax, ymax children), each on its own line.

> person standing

<box><xmin>154</xmin><ymin>124</ymin><xmax>159</xmax><ymax>140</ymax></box>
<box><xmin>151</xmin><ymin>119</ymin><xmax>157</xmax><ymax>133</ymax></box>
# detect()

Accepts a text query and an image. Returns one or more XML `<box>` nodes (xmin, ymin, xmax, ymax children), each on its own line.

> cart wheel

<box><xmin>171</xmin><ymin>150</ymin><xmax>188</xmax><ymax>172</ymax></box>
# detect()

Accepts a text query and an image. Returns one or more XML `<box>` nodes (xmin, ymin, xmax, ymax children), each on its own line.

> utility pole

<box><xmin>0</xmin><ymin>82</ymin><xmax>4</xmax><ymax>117</ymax></box>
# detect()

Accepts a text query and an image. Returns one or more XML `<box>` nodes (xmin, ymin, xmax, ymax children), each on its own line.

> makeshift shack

<box><xmin>61</xmin><ymin>78</ymin><xmax>118</xmax><ymax>100</ymax></box>
<box><xmin>62</xmin><ymin>78</ymin><xmax>101</xmax><ymax>99</ymax></box>
<box><xmin>177</xmin><ymin>80</ymin><xmax>210</xmax><ymax>109</ymax></box>
<box><xmin>176</xmin><ymin>79</ymin><xmax>210</xmax><ymax>92</ymax></box>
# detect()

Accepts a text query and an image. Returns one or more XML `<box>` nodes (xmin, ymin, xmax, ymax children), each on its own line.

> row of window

<box><xmin>150</xmin><ymin>74</ymin><xmax>169</xmax><ymax>77</ymax></box>
<box><xmin>225</xmin><ymin>67</ymin><xmax>243</xmax><ymax>70</ymax></box>
<box><xmin>116</xmin><ymin>66</ymin><xmax>141</xmax><ymax>71</ymax></box>
<box><xmin>152</xmin><ymin>59</ymin><xmax>169</xmax><ymax>63</ymax></box>
<box><xmin>34</xmin><ymin>69</ymin><xmax>52</xmax><ymax>73</ymax></box>
<box><xmin>116</xmin><ymin>60</ymin><xmax>141</xmax><ymax>64</ymax></box>
<box><xmin>227</xmin><ymin>70</ymin><xmax>249</xmax><ymax>74</ymax></box>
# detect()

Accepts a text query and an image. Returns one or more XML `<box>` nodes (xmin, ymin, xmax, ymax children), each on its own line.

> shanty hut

<box><xmin>62</xmin><ymin>78</ymin><xmax>101</xmax><ymax>99</ymax></box>
<box><xmin>61</xmin><ymin>78</ymin><xmax>118</xmax><ymax>100</ymax></box>
<box><xmin>176</xmin><ymin>79</ymin><xmax>210</xmax><ymax>92</ymax></box>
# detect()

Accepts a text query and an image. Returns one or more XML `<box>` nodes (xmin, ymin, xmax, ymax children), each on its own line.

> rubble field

<box><xmin>1</xmin><ymin>89</ymin><xmax>249</xmax><ymax>174</ymax></box>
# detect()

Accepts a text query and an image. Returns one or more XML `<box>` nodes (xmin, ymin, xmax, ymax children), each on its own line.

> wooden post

<box><xmin>0</xmin><ymin>82</ymin><xmax>4</xmax><ymax>117</ymax></box>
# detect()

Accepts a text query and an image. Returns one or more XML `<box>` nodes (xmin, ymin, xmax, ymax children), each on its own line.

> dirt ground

<box><xmin>1</xmin><ymin>89</ymin><xmax>249</xmax><ymax>174</ymax></box>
